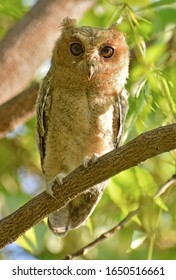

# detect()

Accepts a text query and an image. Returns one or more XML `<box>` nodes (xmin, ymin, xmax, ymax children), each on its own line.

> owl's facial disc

<box><xmin>70</xmin><ymin>40</ymin><xmax>115</xmax><ymax>80</ymax></box>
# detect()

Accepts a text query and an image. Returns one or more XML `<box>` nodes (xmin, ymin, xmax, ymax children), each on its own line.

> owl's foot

<box><xmin>46</xmin><ymin>173</ymin><xmax>66</xmax><ymax>198</ymax></box>
<box><xmin>82</xmin><ymin>153</ymin><xmax>99</xmax><ymax>168</ymax></box>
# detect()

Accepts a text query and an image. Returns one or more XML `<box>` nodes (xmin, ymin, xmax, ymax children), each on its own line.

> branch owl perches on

<box><xmin>36</xmin><ymin>17</ymin><xmax>129</xmax><ymax>236</ymax></box>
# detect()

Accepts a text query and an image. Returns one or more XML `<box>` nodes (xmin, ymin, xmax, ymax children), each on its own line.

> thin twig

<box><xmin>65</xmin><ymin>207</ymin><xmax>142</xmax><ymax>260</ymax></box>
<box><xmin>153</xmin><ymin>174</ymin><xmax>176</xmax><ymax>199</ymax></box>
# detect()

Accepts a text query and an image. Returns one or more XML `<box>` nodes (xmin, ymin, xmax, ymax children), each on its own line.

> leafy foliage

<box><xmin>0</xmin><ymin>0</ymin><xmax>176</xmax><ymax>260</ymax></box>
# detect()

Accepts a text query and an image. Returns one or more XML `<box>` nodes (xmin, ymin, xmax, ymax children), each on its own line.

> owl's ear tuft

<box><xmin>61</xmin><ymin>17</ymin><xmax>77</xmax><ymax>30</ymax></box>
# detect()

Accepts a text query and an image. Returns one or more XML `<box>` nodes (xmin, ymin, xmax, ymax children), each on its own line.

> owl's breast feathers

<box><xmin>36</xmin><ymin>71</ymin><xmax>127</xmax><ymax>181</ymax></box>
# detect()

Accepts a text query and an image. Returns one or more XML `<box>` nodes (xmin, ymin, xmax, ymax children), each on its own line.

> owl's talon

<box><xmin>56</xmin><ymin>173</ymin><xmax>65</xmax><ymax>185</ymax></box>
<box><xmin>46</xmin><ymin>181</ymin><xmax>55</xmax><ymax>198</ymax></box>
<box><xmin>82</xmin><ymin>153</ymin><xmax>99</xmax><ymax>168</ymax></box>
<box><xmin>46</xmin><ymin>173</ymin><xmax>66</xmax><ymax>198</ymax></box>
<box><xmin>82</xmin><ymin>156</ymin><xmax>90</xmax><ymax>168</ymax></box>
<box><xmin>92</xmin><ymin>153</ymin><xmax>99</xmax><ymax>163</ymax></box>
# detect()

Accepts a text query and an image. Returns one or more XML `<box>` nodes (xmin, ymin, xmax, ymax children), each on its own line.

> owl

<box><xmin>36</xmin><ymin>17</ymin><xmax>129</xmax><ymax>236</ymax></box>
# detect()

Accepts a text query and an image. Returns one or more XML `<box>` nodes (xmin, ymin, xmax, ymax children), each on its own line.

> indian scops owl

<box><xmin>36</xmin><ymin>17</ymin><xmax>129</xmax><ymax>236</ymax></box>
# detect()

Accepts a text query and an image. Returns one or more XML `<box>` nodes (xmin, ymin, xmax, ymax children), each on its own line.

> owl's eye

<box><xmin>70</xmin><ymin>43</ymin><xmax>84</xmax><ymax>56</ymax></box>
<box><xmin>100</xmin><ymin>46</ymin><xmax>114</xmax><ymax>58</ymax></box>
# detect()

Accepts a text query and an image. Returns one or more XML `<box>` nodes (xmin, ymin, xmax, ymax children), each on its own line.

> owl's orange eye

<box><xmin>70</xmin><ymin>43</ymin><xmax>83</xmax><ymax>56</ymax></box>
<box><xmin>100</xmin><ymin>46</ymin><xmax>114</xmax><ymax>58</ymax></box>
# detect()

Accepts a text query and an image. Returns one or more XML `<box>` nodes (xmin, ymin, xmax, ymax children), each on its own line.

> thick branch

<box><xmin>0</xmin><ymin>0</ymin><xmax>95</xmax><ymax>106</ymax></box>
<box><xmin>0</xmin><ymin>123</ymin><xmax>175</xmax><ymax>249</ymax></box>
<box><xmin>0</xmin><ymin>83</ymin><xmax>38</xmax><ymax>138</ymax></box>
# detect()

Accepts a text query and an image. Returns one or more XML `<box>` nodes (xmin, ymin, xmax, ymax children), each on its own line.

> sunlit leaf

<box><xmin>130</xmin><ymin>230</ymin><xmax>147</xmax><ymax>249</ymax></box>
<box><xmin>16</xmin><ymin>228</ymin><xmax>37</xmax><ymax>254</ymax></box>
<box><xmin>154</xmin><ymin>197</ymin><xmax>169</xmax><ymax>211</ymax></box>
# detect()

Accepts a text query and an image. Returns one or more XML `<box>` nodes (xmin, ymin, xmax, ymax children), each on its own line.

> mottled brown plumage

<box><xmin>36</xmin><ymin>17</ymin><xmax>129</xmax><ymax>236</ymax></box>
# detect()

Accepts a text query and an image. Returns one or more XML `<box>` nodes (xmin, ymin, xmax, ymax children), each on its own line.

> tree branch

<box><xmin>0</xmin><ymin>0</ymin><xmax>95</xmax><ymax>106</ymax></box>
<box><xmin>0</xmin><ymin>123</ymin><xmax>175</xmax><ymax>249</ymax></box>
<box><xmin>0</xmin><ymin>83</ymin><xmax>38</xmax><ymax>138</ymax></box>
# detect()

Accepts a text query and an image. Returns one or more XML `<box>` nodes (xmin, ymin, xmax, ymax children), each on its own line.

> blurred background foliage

<box><xmin>0</xmin><ymin>0</ymin><xmax>176</xmax><ymax>260</ymax></box>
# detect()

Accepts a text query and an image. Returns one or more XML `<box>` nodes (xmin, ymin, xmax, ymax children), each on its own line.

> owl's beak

<box><xmin>87</xmin><ymin>63</ymin><xmax>96</xmax><ymax>80</ymax></box>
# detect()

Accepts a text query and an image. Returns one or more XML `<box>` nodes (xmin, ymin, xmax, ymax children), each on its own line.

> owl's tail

<box><xmin>48</xmin><ymin>181</ymin><xmax>108</xmax><ymax>236</ymax></box>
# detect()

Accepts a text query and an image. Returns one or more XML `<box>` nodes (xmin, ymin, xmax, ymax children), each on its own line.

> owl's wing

<box><xmin>115</xmin><ymin>88</ymin><xmax>128</xmax><ymax>146</ymax></box>
<box><xmin>36</xmin><ymin>74</ymin><xmax>52</xmax><ymax>170</ymax></box>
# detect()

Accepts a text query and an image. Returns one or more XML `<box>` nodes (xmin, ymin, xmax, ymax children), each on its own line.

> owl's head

<box><xmin>52</xmin><ymin>18</ymin><xmax>129</xmax><ymax>85</ymax></box>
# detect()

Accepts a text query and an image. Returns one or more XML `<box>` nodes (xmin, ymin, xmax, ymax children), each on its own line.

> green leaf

<box><xmin>130</xmin><ymin>230</ymin><xmax>147</xmax><ymax>249</ymax></box>
<box><xmin>149</xmin><ymin>0</ymin><xmax>176</xmax><ymax>8</ymax></box>
<box><xmin>16</xmin><ymin>227</ymin><xmax>37</xmax><ymax>254</ymax></box>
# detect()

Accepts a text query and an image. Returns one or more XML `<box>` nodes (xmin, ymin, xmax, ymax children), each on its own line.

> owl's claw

<box><xmin>46</xmin><ymin>173</ymin><xmax>66</xmax><ymax>198</ymax></box>
<box><xmin>56</xmin><ymin>173</ymin><xmax>66</xmax><ymax>185</ymax></box>
<box><xmin>82</xmin><ymin>156</ymin><xmax>90</xmax><ymax>168</ymax></box>
<box><xmin>92</xmin><ymin>153</ymin><xmax>99</xmax><ymax>163</ymax></box>
<box><xmin>82</xmin><ymin>153</ymin><xmax>99</xmax><ymax>168</ymax></box>
<box><xmin>46</xmin><ymin>181</ymin><xmax>55</xmax><ymax>198</ymax></box>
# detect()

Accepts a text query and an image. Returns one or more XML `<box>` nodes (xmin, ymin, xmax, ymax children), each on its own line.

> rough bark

<box><xmin>0</xmin><ymin>123</ymin><xmax>175</xmax><ymax>249</ymax></box>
